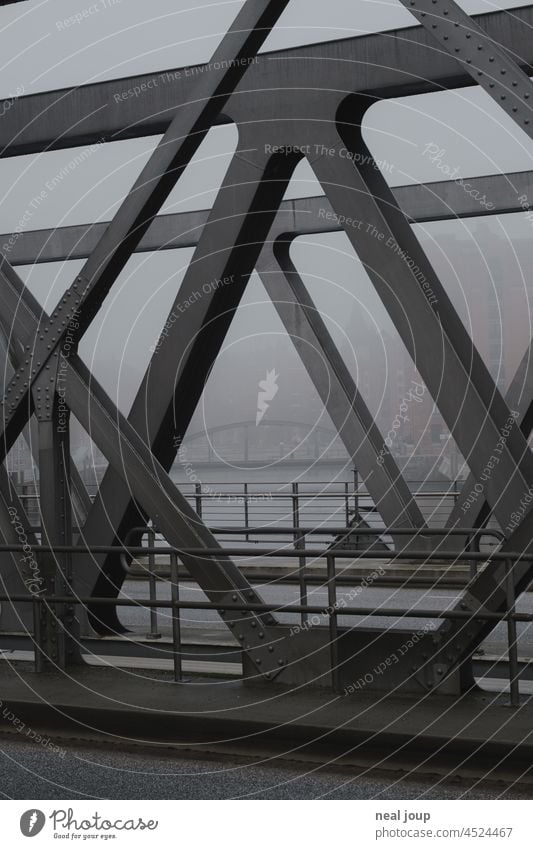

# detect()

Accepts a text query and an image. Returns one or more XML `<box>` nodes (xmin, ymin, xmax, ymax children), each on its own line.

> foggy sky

<box><xmin>0</xmin><ymin>0</ymin><xmax>532</xmax><ymax>456</ymax></box>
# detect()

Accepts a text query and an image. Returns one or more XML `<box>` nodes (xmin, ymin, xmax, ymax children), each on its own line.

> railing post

<box><xmin>326</xmin><ymin>553</ymin><xmax>340</xmax><ymax>692</ymax></box>
<box><xmin>353</xmin><ymin>469</ymin><xmax>359</xmax><ymax>521</ymax></box>
<box><xmin>467</xmin><ymin>533</ymin><xmax>477</xmax><ymax>582</ymax></box>
<box><xmin>244</xmin><ymin>482</ymin><xmax>249</xmax><ymax>542</ymax></box>
<box><xmin>33</xmin><ymin>594</ymin><xmax>44</xmax><ymax>673</ymax></box>
<box><xmin>195</xmin><ymin>482</ymin><xmax>202</xmax><ymax>518</ymax></box>
<box><xmin>146</xmin><ymin>527</ymin><xmax>161</xmax><ymax>640</ymax></box>
<box><xmin>505</xmin><ymin>558</ymin><xmax>520</xmax><ymax>708</ymax></box>
<box><xmin>344</xmin><ymin>481</ymin><xmax>350</xmax><ymax>527</ymax></box>
<box><xmin>292</xmin><ymin>482</ymin><xmax>308</xmax><ymax>625</ymax></box>
<box><xmin>170</xmin><ymin>551</ymin><xmax>183</xmax><ymax>683</ymax></box>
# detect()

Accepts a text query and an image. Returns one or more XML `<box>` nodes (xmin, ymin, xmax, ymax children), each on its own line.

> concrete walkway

<box><xmin>1</xmin><ymin>661</ymin><xmax>532</xmax><ymax>778</ymax></box>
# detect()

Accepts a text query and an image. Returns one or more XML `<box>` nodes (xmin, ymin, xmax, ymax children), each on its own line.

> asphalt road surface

<box><xmin>0</xmin><ymin>737</ymin><xmax>529</xmax><ymax>800</ymax></box>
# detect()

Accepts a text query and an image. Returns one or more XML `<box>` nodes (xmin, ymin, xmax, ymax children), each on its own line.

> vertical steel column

<box><xmin>505</xmin><ymin>559</ymin><xmax>520</xmax><ymax>708</ymax></box>
<box><xmin>292</xmin><ymin>482</ymin><xmax>308</xmax><ymax>626</ymax></box>
<box><xmin>146</xmin><ymin>527</ymin><xmax>161</xmax><ymax>640</ymax></box>
<box><xmin>32</xmin><ymin>352</ymin><xmax>80</xmax><ymax>670</ymax></box>
<box><xmin>327</xmin><ymin>553</ymin><xmax>340</xmax><ymax>692</ymax></box>
<box><xmin>170</xmin><ymin>551</ymin><xmax>183</xmax><ymax>683</ymax></box>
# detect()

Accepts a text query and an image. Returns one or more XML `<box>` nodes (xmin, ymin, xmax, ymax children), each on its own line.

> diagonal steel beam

<box><xmin>0</xmin><ymin>0</ymin><xmax>290</xmax><ymax>464</ymax></box>
<box><xmin>447</xmin><ymin>341</ymin><xmax>533</xmax><ymax>531</ymax></box>
<box><xmin>299</xmin><ymin>114</ymin><xmax>533</xmax><ymax>537</ymax></box>
<box><xmin>76</xmin><ymin>143</ymin><xmax>298</xmax><ymax>632</ymax></box>
<box><xmin>0</xmin><ymin>256</ymin><xmax>285</xmax><ymax>676</ymax></box>
<box><xmin>400</xmin><ymin>0</ymin><xmax>533</xmax><ymax>144</ymax></box>
<box><xmin>256</xmin><ymin>236</ymin><xmax>426</xmax><ymax>538</ymax></box>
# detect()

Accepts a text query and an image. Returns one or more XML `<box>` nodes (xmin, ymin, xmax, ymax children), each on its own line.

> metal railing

<box><xmin>12</xmin><ymin>476</ymin><xmax>477</xmax><ymax>539</ymax></box>
<box><xmin>121</xmin><ymin>523</ymin><xmax>504</xmax><ymax>636</ymax></box>
<box><xmin>0</xmin><ymin>526</ymin><xmax>525</xmax><ymax>705</ymax></box>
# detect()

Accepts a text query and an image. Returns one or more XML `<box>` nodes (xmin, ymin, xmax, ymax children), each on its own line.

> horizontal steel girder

<box><xmin>0</xmin><ymin>7</ymin><xmax>532</xmax><ymax>157</ymax></box>
<box><xmin>2</xmin><ymin>169</ymin><xmax>532</xmax><ymax>267</ymax></box>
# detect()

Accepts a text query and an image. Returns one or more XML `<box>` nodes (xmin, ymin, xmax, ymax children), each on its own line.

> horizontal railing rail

<box><xmin>0</xmin><ymin>531</ymin><xmax>525</xmax><ymax>704</ymax></box>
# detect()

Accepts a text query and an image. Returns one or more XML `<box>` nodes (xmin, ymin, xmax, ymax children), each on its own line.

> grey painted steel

<box><xmin>0</xmin><ymin>0</ymin><xmax>291</xmax><ymax>468</ymax></box>
<box><xmin>77</xmin><ymin>143</ymin><xmax>297</xmax><ymax>634</ymax></box>
<box><xmin>231</xmin><ymin>90</ymin><xmax>533</xmax><ymax>535</ymax></box>
<box><xmin>2</xmin><ymin>2</ymin><xmax>533</xmax><ymax>691</ymax></box>
<box><xmin>255</xmin><ymin>238</ymin><xmax>426</xmax><ymax>537</ymax></box>
<box><xmin>0</xmin><ymin>327</ymin><xmax>88</xmax><ymax>634</ymax></box>
<box><xmin>4</xmin><ymin>169</ymin><xmax>533</xmax><ymax>267</ymax></box>
<box><xmin>0</xmin><ymin>0</ymin><xmax>292</xmax><ymax>674</ymax></box>
<box><xmin>0</xmin><ymin>7</ymin><xmax>532</xmax><ymax>158</ymax></box>
<box><xmin>400</xmin><ymin>0</ymin><xmax>533</xmax><ymax>139</ymax></box>
<box><xmin>376</xmin><ymin>0</ymin><xmax>533</xmax><ymax>683</ymax></box>
<box><xmin>447</xmin><ymin>342</ymin><xmax>533</xmax><ymax>531</ymax></box>
<box><xmin>0</xmin><ymin>257</ymin><xmax>286</xmax><ymax>676</ymax></box>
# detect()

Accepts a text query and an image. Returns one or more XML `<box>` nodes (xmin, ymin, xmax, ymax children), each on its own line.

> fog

<box><xmin>2</xmin><ymin>0</ymin><xmax>533</xmax><ymax>487</ymax></box>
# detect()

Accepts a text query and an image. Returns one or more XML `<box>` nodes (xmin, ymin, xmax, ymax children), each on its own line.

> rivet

<box><xmin>277</xmin><ymin>659</ymin><xmax>284</xmax><ymax>666</ymax></box>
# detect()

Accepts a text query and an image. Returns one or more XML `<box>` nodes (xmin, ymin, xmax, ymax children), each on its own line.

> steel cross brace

<box><xmin>77</xmin><ymin>141</ymin><xmax>426</xmax><ymax>627</ymax></box>
<box><xmin>303</xmin><ymin>120</ymin><xmax>533</xmax><ymax>686</ymax></box>
<box><xmin>0</xmin><ymin>255</ymin><xmax>290</xmax><ymax>677</ymax></box>
<box><xmin>295</xmin><ymin>113</ymin><xmax>533</xmax><ymax>535</ymax></box>
<box><xmin>73</xmin><ymin>142</ymin><xmax>299</xmax><ymax>633</ymax></box>
<box><xmin>0</xmin><ymin>0</ymin><xmax>290</xmax><ymax>671</ymax></box>
<box><xmin>0</xmin><ymin>0</ymin><xmax>290</xmax><ymax>463</ymax></box>
<box><xmin>447</xmin><ymin>341</ymin><xmax>533</xmax><ymax>532</ymax></box>
<box><xmin>255</xmin><ymin>236</ymin><xmax>427</xmax><ymax>540</ymax></box>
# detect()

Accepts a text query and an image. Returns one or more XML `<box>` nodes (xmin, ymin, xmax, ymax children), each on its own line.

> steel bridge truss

<box><xmin>2</xmin><ymin>0</ymin><xmax>533</xmax><ymax>693</ymax></box>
